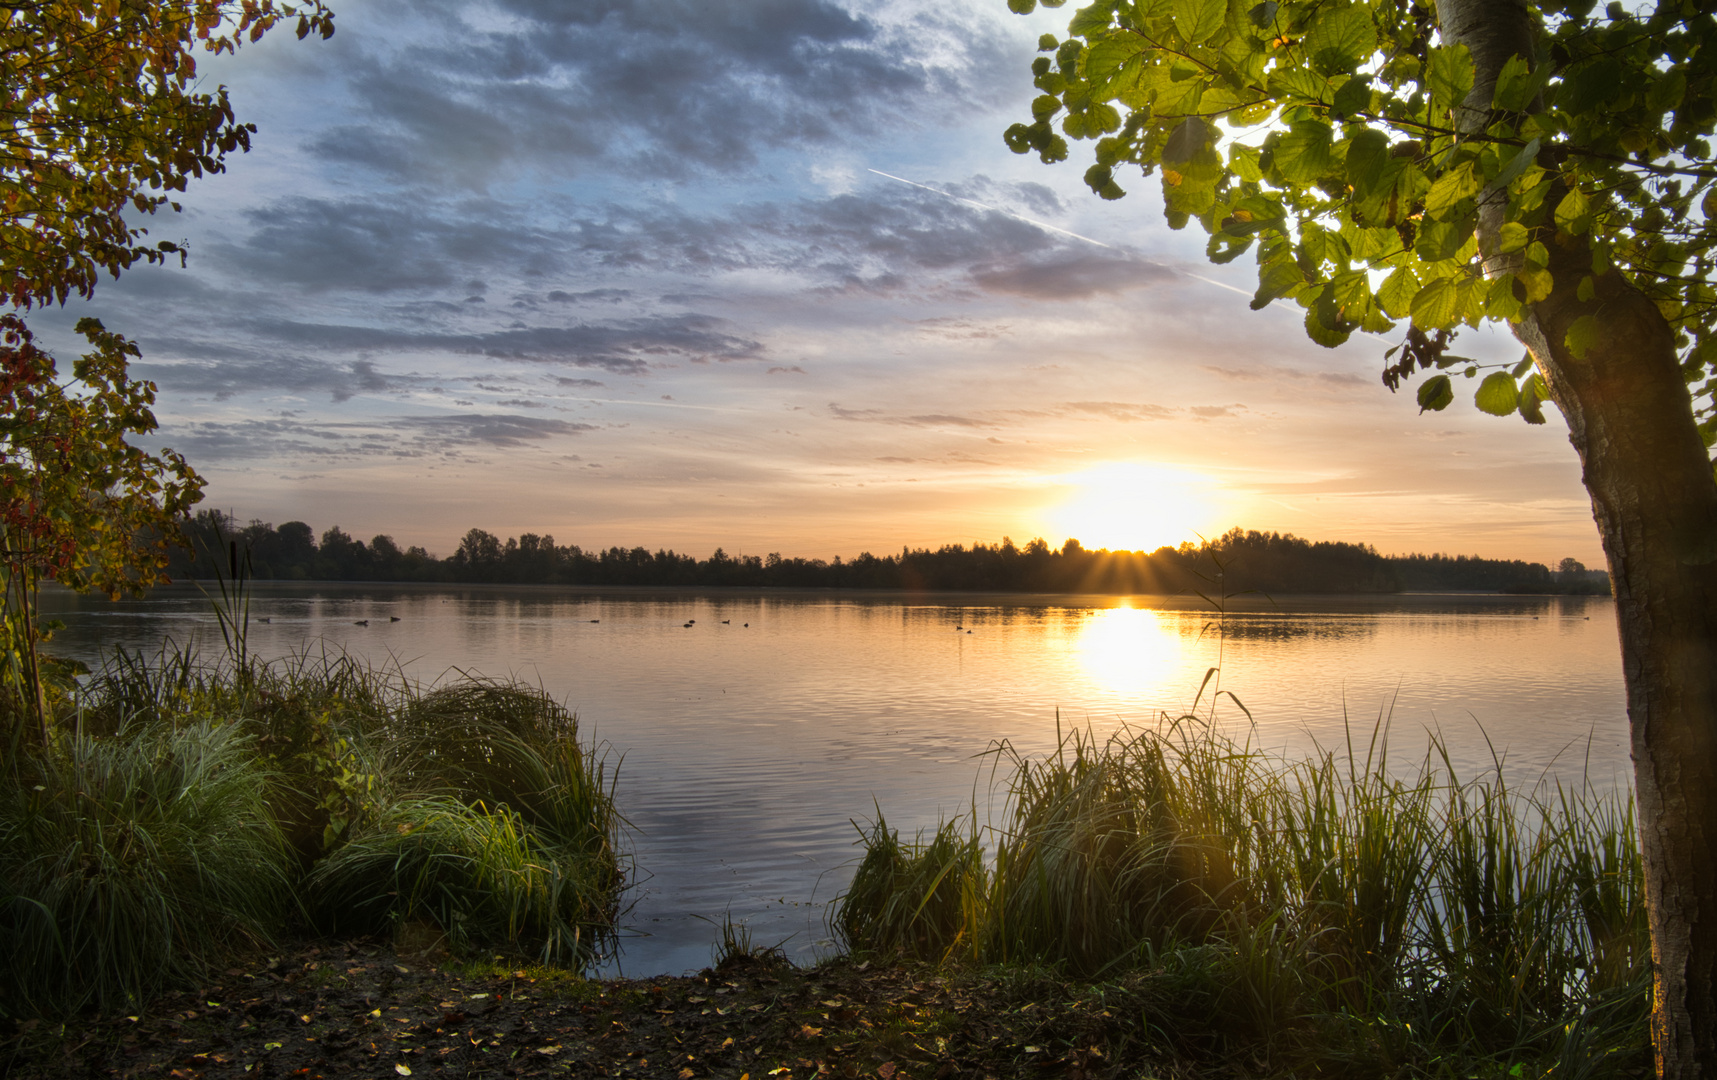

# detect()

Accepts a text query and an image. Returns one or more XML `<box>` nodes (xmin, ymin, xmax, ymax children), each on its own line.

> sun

<box><xmin>1047</xmin><ymin>462</ymin><xmax>1223</xmax><ymax>553</ymax></box>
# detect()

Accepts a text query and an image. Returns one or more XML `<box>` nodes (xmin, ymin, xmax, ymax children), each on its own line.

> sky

<box><xmin>39</xmin><ymin>0</ymin><xmax>1606</xmax><ymax>563</ymax></box>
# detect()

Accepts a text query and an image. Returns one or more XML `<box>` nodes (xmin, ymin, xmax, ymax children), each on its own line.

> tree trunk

<box><xmin>1437</xmin><ymin>1</ymin><xmax>1717</xmax><ymax>1075</ymax></box>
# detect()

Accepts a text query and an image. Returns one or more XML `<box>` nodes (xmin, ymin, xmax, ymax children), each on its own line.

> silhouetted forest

<box><xmin>166</xmin><ymin>512</ymin><xmax>1610</xmax><ymax>596</ymax></box>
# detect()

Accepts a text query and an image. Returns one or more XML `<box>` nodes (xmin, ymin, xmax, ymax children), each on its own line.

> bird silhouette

<box><xmin>389</xmin><ymin>616</ymin><xmax>401</xmax><ymax>622</ymax></box>
<box><xmin>354</xmin><ymin>620</ymin><xmax>369</xmax><ymax>626</ymax></box>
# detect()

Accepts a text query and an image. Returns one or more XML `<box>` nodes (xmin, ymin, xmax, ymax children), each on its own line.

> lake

<box><xmin>39</xmin><ymin>582</ymin><xmax>1629</xmax><ymax>977</ymax></box>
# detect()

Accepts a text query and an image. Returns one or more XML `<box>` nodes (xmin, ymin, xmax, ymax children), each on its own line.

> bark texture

<box><xmin>1436</xmin><ymin>1</ymin><xmax>1717</xmax><ymax>1074</ymax></box>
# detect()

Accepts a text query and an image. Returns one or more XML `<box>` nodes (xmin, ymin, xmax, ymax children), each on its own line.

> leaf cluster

<box><xmin>1006</xmin><ymin>0</ymin><xmax>1717</xmax><ymax>437</ymax></box>
<box><xmin>0</xmin><ymin>0</ymin><xmax>335</xmax><ymax>309</ymax></box>
<box><xmin>0</xmin><ymin>314</ymin><xmax>203</xmax><ymax>598</ymax></box>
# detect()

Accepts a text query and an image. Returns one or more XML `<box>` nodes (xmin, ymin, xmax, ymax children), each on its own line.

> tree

<box><xmin>0</xmin><ymin>2</ymin><xmax>335</xmax><ymax>742</ymax></box>
<box><xmin>1004</xmin><ymin>0</ymin><xmax>1717</xmax><ymax>1071</ymax></box>
<box><xmin>0</xmin><ymin>314</ymin><xmax>202</xmax><ymax>743</ymax></box>
<box><xmin>1</xmin><ymin>0</ymin><xmax>335</xmax><ymax>309</ymax></box>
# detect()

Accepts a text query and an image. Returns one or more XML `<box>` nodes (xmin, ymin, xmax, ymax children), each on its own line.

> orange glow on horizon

<box><xmin>1045</xmin><ymin>462</ymin><xmax>1226</xmax><ymax>553</ymax></box>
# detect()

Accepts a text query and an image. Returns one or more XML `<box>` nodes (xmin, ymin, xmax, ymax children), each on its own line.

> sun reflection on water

<box><xmin>1076</xmin><ymin>606</ymin><xmax>1185</xmax><ymax>698</ymax></box>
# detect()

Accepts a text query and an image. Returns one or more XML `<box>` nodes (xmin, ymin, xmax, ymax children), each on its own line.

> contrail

<box><xmin>867</xmin><ymin>168</ymin><xmax>1113</xmax><ymax>249</ymax></box>
<box><xmin>867</xmin><ymin>166</ymin><xmax>1392</xmax><ymax>345</ymax></box>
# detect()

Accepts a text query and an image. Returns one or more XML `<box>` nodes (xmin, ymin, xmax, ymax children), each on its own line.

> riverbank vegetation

<box><xmin>172</xmin><ymin>512</ymin><xmax>1609</xmax><ymax>596</ymax></box>
<box><xmin>2</xmin><ymin>713</ymin><xmax>1649</xmax><ymax>1080</ymax></box>
<box><xmin>834</xmin><ymin>717</ymin><xmax>1649</xmax><ymax>1078</ymax></box>
<box><xmin>0</xmin><ymin>644</ymin><xmax>624</xmax><ymax>1017</ymax></box>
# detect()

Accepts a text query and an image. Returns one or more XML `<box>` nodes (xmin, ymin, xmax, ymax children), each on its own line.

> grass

<box><xmin>833</xmin><ymin>714</ymin><xmax>1652</xmax><ymax>1077</ymax></box>
<box><xmin>0</xmin><ymin>640</ymin><xmax>625</xmax><ymax>1018</ymax></box>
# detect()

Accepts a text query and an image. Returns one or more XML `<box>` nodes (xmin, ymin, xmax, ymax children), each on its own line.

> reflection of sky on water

<box><xmin>40</xmin><ymin>584</ymin><xmax>1628</xmax><ymax>977</ymax></box>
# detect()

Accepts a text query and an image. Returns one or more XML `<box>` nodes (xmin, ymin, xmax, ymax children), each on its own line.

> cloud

<box><xmin>971</xmin><ymin>252</ymin><xmax>1175</xmax><ymax>299</ymax></box>
<box><xmin>135</xmin><ymin>356</ymin><xmax>408</xmax><ymax>403</ymax></box>
<box><xmin>828</xmin><ymin>402</ymin><xmax>996</xmax><ymax>428</ymax></box>
<box><xmin>304</xmin><ymin>0</ymin><xmax>1015</xmax><ymax>185</ymax></box>
<box><xmin>165</xmin><ymin>412</ymin><xmax>597</xmax><ymax>462</ymax></box>
<box><xmin>219</xmin><ymin>196</ymin><xmax>563</xmax><ymax>292</ymax></box>
<box><xmin>1062</xmin><ymin>400</ymin><xmax>1177</xmax><ymax>422</ymax></box>
<box><xmin>244</xmin><ymin>314</ymin><xmax>767</xmax><ymax>374</ymax></box>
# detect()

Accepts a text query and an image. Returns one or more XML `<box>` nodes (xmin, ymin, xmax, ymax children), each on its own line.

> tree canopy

<box><xmin>0</xmin><ymin>1</ymin><xmax>334</xmax><ymax>743</ymax></box>
<box><xmin>0</xmin><ymin>0</ymin><xmax>335</xmax><ymax>309</ymax></box>
<box><xmin>1005</xmin><ymin>0</ymin><xmax>1717</xmax><ymax>1072</ymax></box>
<box><xmin>1005</xmin><ymin>0</ymin><xmax>1715</xmax><ymax>440</ymax></box>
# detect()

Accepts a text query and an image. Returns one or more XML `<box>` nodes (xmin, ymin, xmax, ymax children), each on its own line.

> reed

<box><xmin>1</xmin><ymin>640</ymin><xmax>624</xmax><ymax>1017</ymax></box>
<box><xmin>833</xmin><ymin>715</ymin><xmax>1651</xmax><ymax>1075</ymax></box>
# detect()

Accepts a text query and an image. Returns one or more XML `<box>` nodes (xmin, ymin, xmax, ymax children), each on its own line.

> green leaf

<box><xmin>1331</xmin><ymin>75</ymin><xmax>1372</xmax><ymax>119</ymax></box>
<box><xmin>1162</xmin><ymin>117</ymin><xmax>1211</xmax><ymax>164</ymax></box>
<box><xmin>1346</xmin><ymin>127</ymin><xmax>1389</xmax><ymax>192</ymax></box>
<box><xmin>1491</xmin><ymin>54</ymin><xmax>1534</xmax><ymax>111</ymax></box>
<box><xmin>1008</xmin><ymin>0</ymin><xmax>1037</xmax><ymax>13</ymax></box>
<box><xmin>1230</xmin><ymin>143</ymin><xmax>1263</xmax><ymax>182</ymax></box>
<box><xmin>1565</xmin><ymin>314</ymin><xmax>1601</xmax><ymax>359</ymax></box>
<box><xmin>1303</xmin><ymin>5</ymin><xmax>1376</xmax><ymax>77</ymax></box>
<box><xmin>1410</xmin><ymin>277</ymin><xmax>1459</xmax><ymax>329</ymax></box>
<box><xmin>1272</xmin><ymin>120</ymin><xmax>1334</xmax><ymax>184</ymax></box>
<box><xmin>1490</xmin><ymin>138</ymin><xmax>1540</xmax><ymax>191</ymax></box>
<box><xmin>1417</xmin><ymin>374</ymin><xmax>1454</xmax><ymax>412</ymax></box>
<box><xmin>1519</xmin><ymin>372</ymin><xmax>1549</xmax><ymax>424</ymax></box>
<box><xmin>1248</xmin><ymin>1</ymin><xmax>1278</xmax><ymax>27</ymax></box>
<box><xmin>1474</xmin><ymin>370</ymin><xmax>1520</xmax><ymax>416</ymax></box>
<box><xmin>1511</xmin><ymin>354</ymin><xmax>1535</xmax><ymax>378</ymax></box>
<box><xmin>1414</xmin><ymin>212</ymin><xmax>1476</xmax><ymax>262</ymax></box>
<box><xmin>1424</xmin><ymin>161</ymin><xmax>1480</xmax><ymax>218</ymax></box>
<box><xmin>1305</xmin><ymin>307</ymin><xmax>1352</xmax><ymax>348</ymax></box>
<box><xmin>1084</xmin><ymin>162</ymin><xmax>1126</xmax><ymax>199</ymax></box>
<box><xmin>1172</xmin><ymin>0</ymin><xmax>1226</xmax><ymax>45</ymax></box>
<box><xmin>1554</xmin><ymin>187</ymin><xmax>1591</xmax><ymax>233</ymax></box>
<box><xmin>1032</xmin><ymin>94</ymin><xmax>1063</xmax><ymax>121</ymax></box>
<box><xmin>1495</xmin><ymin>221</ymin><xmax>1529</xmax><ymax>254</ymax></box>
<box><xmin>1377</xmin><ymin>266</ymin><xmax>1419</xmax><ymax>318</ymax></box>
<box><xmin>1428</xmin><ymin>44</ymin><xmax>1475</xmax><ymax>116</ymax></box>
<box><xmin>1068</xmin><ymin>3</ymin><xmax>1117</xmax><ymax>36</ymax></box>
<box><xmin>1251</xmin><ymin>254</ymin><xmax>1304</xmax><ymax>309</ymax></box>
<box><xmin>1084</xmin><ymin>36</ymin><xmax>1144</xmax><ymax>88</ymax></box>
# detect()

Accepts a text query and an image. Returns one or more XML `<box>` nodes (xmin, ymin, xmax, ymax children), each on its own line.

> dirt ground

<box><xmin>0</xmin><ymin>940</ymin><xmax>1197</xmax><ymax>1080</ymax></box>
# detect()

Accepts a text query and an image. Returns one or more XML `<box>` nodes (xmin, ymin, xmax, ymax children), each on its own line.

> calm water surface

<box><xmin>40</xmin><ymin>583</ymin><xmax>1628</xmax><ymax>976</ymax></box>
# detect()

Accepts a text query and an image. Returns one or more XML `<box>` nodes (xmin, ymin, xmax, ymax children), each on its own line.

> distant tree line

<box><xmin>166</xmin><ymin>513</ymin><xmax>1610</xmax><ymax>596</ymax></box>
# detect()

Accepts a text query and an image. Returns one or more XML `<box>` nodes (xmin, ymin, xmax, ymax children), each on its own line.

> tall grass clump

<box><xmin>834</xmin><ymin>715</ymin><xmax>1651</xmax><ymax>1076</ymax></box>
<box><xmin>0</xmin><ymin>721</ymin><xmax>289</xmax><ymax>1014</ymax></box>
<box><xmin>0</xmin><ymin>627</ymin><xmax>625</xmax><ymax>1017</ymax></box>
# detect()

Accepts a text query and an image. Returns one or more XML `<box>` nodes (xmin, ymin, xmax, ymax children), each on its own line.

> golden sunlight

<box><xmin>1075</xmin><ymin>606</ymin><xmax>1185</xmax><ymax>698</ymax></box>
<box><xmin>1047</xmin><ymin>462</ymin><xmax>1223</xmax><ymax>553</ymax></box>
